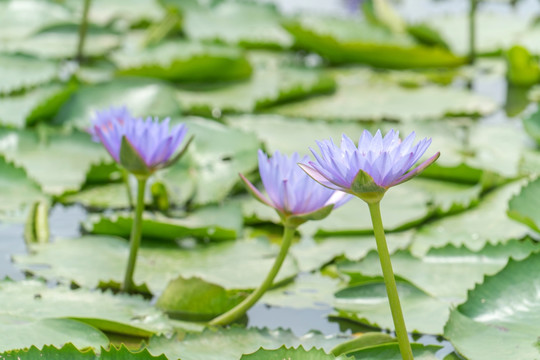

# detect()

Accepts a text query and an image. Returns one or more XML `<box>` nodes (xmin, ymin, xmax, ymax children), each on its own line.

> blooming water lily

<box><xmin>301</xmin><ymin>129</ymin><xmax>439</xmax><ymax>360</ymax></box>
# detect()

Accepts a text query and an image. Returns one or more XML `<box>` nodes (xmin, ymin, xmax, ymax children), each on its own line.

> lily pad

<box><xmin>156</xmin><ymin>276</ymin><xmax>247</xmax><ymax>321</ymax></box>
<box><xmin>333</xmin><ymin>281</ymin><xmax>449</xmax><ymax>334</ymax></box>
<box><xmin>240</xmin><ymin>346</ymin><xmax>337</xmax><ymax>360</ymax></box>
<box><xmin>60</xmin><ymin>183</ymin><xmax>131</xmax><ymax>209</ymax></box>
<box><xmin>0</xmin><ymin>280</ymin><xmax>173</xmax><ymax>337</ymax></box>
<box><xmin>0</xmin><ymin>315</ymin><xmax>108</xmax><ymax>352</ymax></box>
<box><xmin>284</xmin><ymin>15</ymin><xmax>465</xmax><ymax>68</ymax></box>
<box><xmin>2</xmin><ymin>24</ymin><xmax>121</xmax><ymax>59</ymax></box>
<box><xmin>84</xmin><ymin>203</ymin><xmax>243</xmax><ymax>242</ymax></box>
<box><xmin>410</xmin><ymin>181</ymin><xmax>530</xmax><ymax>256</ymax></box>
<box><xmin>0</xmin><ymin>157</ymin><xmax>46</xmax><ymax>222</ymax></box>
<box><xmin>0</xmin><ymin>127</ymin><xmax>109</xmax><ymax>195</ymax></box>
<box><xmin>0</xmin><ymin>0</ymin><xmax>72</xmax><ymax>41</ymax></box>
<box><xmin>54</xmin><ymin>77</ymin><xmax>182</xmax><ymax>130</ymax></box>
<box><xmin>0</xmin><ymin>83</ymin><xmax>76</xmax><ymax>128</ymax></box>
<box><xmin>445</xmin><ymin>252</ymin><xmax>540</xmax><ymax>360</ymax></box>
<box><xmin>112</xmin><ymin>37</ymin><xmax>252</xmax><ymax>82</ymax></box>
<box><xmin>176</xmin><ymin>53</ymin><xmax>335</xmax><ymax>116</ymax></box>
<box><xmin>269</xmin><ymin>69</ymin><xmax>496</xmax><ymax>122</ymax></box>
<box><xmin>345</xmin><ymin>343</ymin><xmax>439</xmax><ymax>360</ymax></box>
<box><xmin>508</xmin><ymin>177</ymin><xmax>540</xmax><ymax>232</ymax></box>
<box><xmin>68</xmin><ymin>0</ymin><xmax>165</xmax><ymax>25</ymax></box>
<box><xmin>0</xmin><ymin>54</ymin><xmax>58</xmax><ymax>95</ymax></box>
<box><xmin>159</xmin><ymin>117</ymin><xmax>260</xmax><ymax>206</ymax></box>
<box><xmin>182</xmin><ymin>2</ymin><xmax>293</xmax><ymax>48</ymax></box>
<box><xmin>338</xmin><ymin>239</ymin><xmax>540</xmax><ymax>302</ymax></box>
<box><xmin>15</xmin><ymin>235</ymin><xmax>298</xmax><ymax>293</ymax></box>
<box><xmin>0</xmin><ymin>343</ymin><xmax>169</xmax><ymax>359</ymax></box>
<box><xmin>301</xmin><ymin>181</ymin><xmax>431</xmax><ymax>236</ymax></box>
<box><xmin>147</xmin><ymin>327</ymin><xmax>350</xmax><ymax>360</ymax></box>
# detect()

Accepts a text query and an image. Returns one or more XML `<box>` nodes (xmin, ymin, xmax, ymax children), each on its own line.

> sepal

<box><xmin>161</xmin><ymin>135</ymin><xmax>194</xmax><ymax>169</ymax></box>
<box><xmin>350</xmin><ymin>169</ymin><xmax>386</xmax><ymax>203</ymax></box>
<box><xmin>119</xmin><ymin>136</ymin><xmax>151</xmax><ymax>177</ymax></box>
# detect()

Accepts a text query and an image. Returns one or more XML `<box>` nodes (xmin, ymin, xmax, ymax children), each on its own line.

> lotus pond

<box><xmin>3</xmin><ymin>0</ymin><xmax>540</xmax><ymax>359</ymax></box>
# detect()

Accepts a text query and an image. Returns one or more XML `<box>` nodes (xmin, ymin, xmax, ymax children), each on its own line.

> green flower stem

<box><xmin>122</xmin><ymin>169</ymin><xmax>135</xmax><ymax>208</ymax></box>
<box><xmin>469</xmin><ymin>0</ymin><xmax>478</xmax><ymax>64</ymax></box>
<box><xmin>76</xmin><ymin>0</ymin><xmax>92</xmax><ymax>62</ymax></box>
<box><xmin>367</xmin><ymin>201</ymin><xmax>414</xmax><ymax>360</ymax></box>
<box><xmin>122</xmin><ymin>177</ymin><xmax>147</xmax><ymax>293</ymax></box>
<box><xmin>209</xmin><ymin>225</ymin><xmax>296</xmax><ymax>326</ymax></box>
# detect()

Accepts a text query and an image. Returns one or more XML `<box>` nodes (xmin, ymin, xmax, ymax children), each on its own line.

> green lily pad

<box><xmin>338</xmin><ymin>239</ymin><xmax>540</xmax><ymax>302</ymax></box>
<box><xmin>147</xmin><ymin>327</ymin><xmax>350</xmax><ymax>360</ymax></box>
<box><xmin>177</xmin><ymin>52</ymin><xmax>335</xmax><ymax>116</ymax></box>
<box><xmin>445</xmin><ymin>252</ymin><xmax>540</xmax><ymax>360</ymax></box>
<box><xmin>345</xmin><ymin>343</ymin><xmax>440</xmax><ymax>360</ymax></box>
<box><xmin>84</xmin><ymin>203</ymin><xmax>242</xmax><ymax>242</ymax></box>
<box><xmin>15</xmin><ymin>235</ymin><xmax>298</xmax><ymax>293</ymax></box>
<box><xmin>284</xmin><ymin>16</ymin><xmax>465</xmax><ymax>68</ymax></box>
<box><xmin>0</xmin><ymin>127</ymin><xmax>108</xmax><ymax>195</ymax></box>
<box><xmin>426</xmin><ymin>13</ymin><xmax>531</xmax><ymax>56</ymax></box>
<box><xmin>2</xmin><ymin>24</ymin><xmax>120</xmax><ymax>59</ymax></box>
<box><xmin>0</xmin><ymin>315</ymin><xmax>108</xmax><ymax>352</ymax></box>
<box><xmin>261</xmin><ymin>273</ymin><xmax>341</xmax><ymax>310</ymax></box>
<box><xmin>301</xmin><ymin>181</ymin><xmax>431</xmax><ymax>236</ymax></box>
<box><xmin>289</xmin><ymin>232</ymin><xmax>413</xmax><ymax>272</ymax></box>
<box><xmin>0</xmin><ymin>280</ymin><xmax>173</xmax><ymax>337</ymax></box>
<box><xmin>333</xmin><ymin>281</ymin><xmax>449</xmax><ymax>334</ymax></box>
<box><xmin>0</xmin><ymin>83</ymin><xmax>76</xmax><ymax>128</ymax></box>
<box><xmin>522</xmin><ymin>107</ymin><xmax>540</xmax><ymax>145</ymax></box>
<box><xmin>112</xmin><ymin>37</ymin><xmax>252</xmax><ymax>82</ymax></box>
<box><xmin>410</xmin><ymin>181</ymin><xmax>530</xmax><ymax>256</ymax></box>
<box><xmin>156</xmin><ymin>276</ymin><xmax>247</xmax><ymax>321</ymax></box>
<box><xmin>1</xmin><ymin>343</ymin><xmax>169</xmax><ymax>359</ymax></box>
<box><xmin>60</xmin><ymin>183</ymin><xmax>131</xmax><ymax>209</ymax></box>
<box><xmin>68</xmin><ymin>0</ymin><xmax>165</xmax><ymax>25</ymax></box>
<box><xmin>0</xmin><ymin>54</ymin><xmax>58</xmax><ymax>95</ymax></box>
<box><xmin>269</xmin><ymin>69</ymin><xmax>496</xmax><ymax>122</ymax></box>
<box><xmin>240</xmin><ymin>346</ymin><xmax>337</xmax><ymax>360</ymax></box>
<box><xmin>508</xmin><ymin>177</ymin><xmax>540</xmax><ymax>232</ymax></box>
<box><xmin>54</xmin><ymin>77</ymin><xmax>182</xmax><ymax>130</ymax></box>
<box><xmin>0</xmin><ymin>157</ymin><xmax>46</xmax><ymax>222</ymax></box>
<box><xmin>0</xmin><ymin>0</ymin><xmax>72</xmax><ymax>41</ymax></box>
<box><xmin>182</xmin><ymin>2</ymin><xmax>293</xmax><ymax>48</ymax></box>
<box><xmin>159</xmin><ymin>116</ymin><xmax>260</xmax><ymax>206</ymax></box>
<box><xmin>226</xmin><ymin>114</ymin><xmax>370</xmax><ymax>155</ymax></box>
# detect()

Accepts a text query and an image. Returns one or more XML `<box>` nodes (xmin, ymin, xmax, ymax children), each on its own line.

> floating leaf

<box><xmin>159</xmin><ymin>117</ymin><xmax>260</xmax><ymax>205</ymax></box>
<box><xmin>1</xmin><ymin>24</ymin><xmax>120</xmax><ymax>59</ymax></box>
<box><xmin>182</xmin><ymin>2</ymin><xmax>293</xmax><ymax>48</ymax></box>
<box><xmin>67</xmin><ymin>0</ymin><xmax>165</xmax><ymax>25</ymax></box>
<box><xmin>0</xmin><ymin>315</ymin><xmax>108</xmax><ymax>352</ymax></box>
<box><xmin>60</xmin><ymin>183</ymin><xmax>131</xmax><ymax>209</ymax></box>
<box><xmin>445</xmin><ymin>253</ymin><xmax>540</xmax><ymax>360</ymax></box>
<box><xmin>506</xmin><ymin>45</ymin><xmax>540</xmax><ymax>87</ymax></box>
<box><xmin>177</xmin><ymin>53</ymin><xmax>335</xmax><ymax>116</ymax></box>
<box><xmin>0</xmin><ymin>83</ymin><xmax>76</xmax><ymax>128</ymax></box>
<box><xmin>15</xmin><ymin>236</ymin><xmax>298</xmax><ymax>293</ymax></box>
<box><xmin>240</xmin><ymin>346</ymin><xmax>337</xmax><ymax>360</ymax></box>
<box><xmin>0</xmin><ymin>54</ymin><xmax>58</xmax><ymax>94</ymax></box>
<box><xmin>338</xmin><ymin>239</ymin><xmax>540</xmax><ymax>302</ymax></box>
<box><xmin>333</xmin><ymin>281</ymin><xmax>449</xmax><ymax>334</ymax></box>
<box><xmin>157</xmin><ymin>276</ymin><xmax>247</xmax><ymax>321</ymax></box>
<box><xmin>147</xmin><ymin>327</ymin><xmax>350</xmax><ymax>360</ymax></box>
<box><xmin>522</xmin><ymin>107</ymin><xmax>540</xmax><ymax>145</ymax></box>
<box><xmin>0</xmin><ymin>280</ymin><xmax>173</xmax><ymax>337</ymax></box>
<box><xmin>284</xmin><ymin>16</ymin><xmax>465</xmax><ymax>68</ymax></box>
<box><xmin>0</xmin><ymin>157</ymin><xmax>46</xmax><ymax>222</ymax></box>
<box><xmin>0</xmin><ymin>127</ymin><xmax>109</xmax><ymax>195</ymax></box>
<box><xmin>345</xmin><ymin>343</ymin><xmax>440</xmax><ymax>360</ymax></box>
<box><xmin>112</xmin><ymin>37</ymin><xmax>252</xmax><ymax>82</ymax></box>
<box><xmin>85</xmin><ymin>204</ymin><xmax>243</xmax><ymax>242</ymax></box>
<box><xmin>410</xmin><ymin>181</ymin><xmax>530</xmax><ymax>256</ymax></box>
<box><xmin>0</xmin><ymin>343</ymin><xmax>169</xmax><ymax>359</ymax></box>
<box><xmin>508</xmin><ymin>177</ymin><xmax>540</xmax><ymax>232</ymax></box>
<box><xmin>269</xmin><ymin>69</ymin><xmax>496</xmax><ymax>122</ymax></box>
<box><xmin>54</xmin><ymin>77</ymin><xmax>182</xmax><ymax>129</ymax></box>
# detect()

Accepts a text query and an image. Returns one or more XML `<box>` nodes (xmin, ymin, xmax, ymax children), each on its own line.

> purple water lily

<box><xmin>299</xmin><ymin>130</ymin><xmax>439</xmax><ymax>201</ymax></box>
<box><xmin>91</xmin><ymin>107</ymin><xmax>190</xmax><ymax>175</ymax></box>
<box><xmin>241</xmin><ymin>150</ymin><xmax>350</xmax><ymax>225</ymax></box>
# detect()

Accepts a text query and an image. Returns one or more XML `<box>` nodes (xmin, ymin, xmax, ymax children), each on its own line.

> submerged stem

<box><xmin>209</xmin><ymin>225</ymin><xmax>296</xmax><ymax>326</ymax></box>
<box><xmin>76</xmin><ymin>0</ymin><xmax>92</xmax><ymax>62</ymax></box>
<box><xmin>122</xmin><ymin>177</ymin><xmax>147</xmax><ymax>293</ymax></box>
<box><xmin>367</xmin><ymin>201</ymin><xmax>414</xmax><ymax>360</ymax></box>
